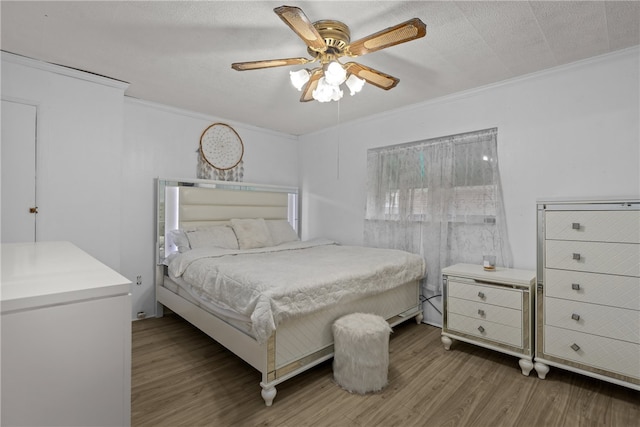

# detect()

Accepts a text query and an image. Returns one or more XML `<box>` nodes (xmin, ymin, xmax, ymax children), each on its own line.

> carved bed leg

<box><xmin>261</xmin><ymin>385</ymin><xmax>277</xmax><ymax>407</ymax></box>
<box><xmin>518</xmin><ymin>358</ymin><xmax>533</xmax><ymax>376</ymax></box>
<box><xmin>415</xmin><ymin>311</ymin><xmax>424</xmax><ymax>324</ymax></box>
<box><xmin>441</xmin><ymin>335</ymin><xmax>453</xmax><ymax>350</ymax></box>
<box><xmin>533</xmin><ymin>362</ymin><xmax>550</xmax><ymax>380</ymax></box>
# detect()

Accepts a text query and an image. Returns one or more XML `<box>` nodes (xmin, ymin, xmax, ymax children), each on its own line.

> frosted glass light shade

<box><xmin>330</xmin><ymin>85</ymin><xmax>344</xmax><ymax>101</ymax></box>
<box><xmin>324</xmin><ymin>61</ymin><xmax>347</xmax><ymax>85</ymax></box>
<box><xmin>345</xmin><ymin>74</ymin><xmax>365</xmax><ymax>96</ymax></box>
<box><xmin>290</xmin><ymin>69</ymin><xmax>310</xmax><ymax>91</ymax></box>
<box><xmin>312</xmin><ymin>77</ymin><xmax>343</xmax><ymax>103</ymax></box>
<box><xmin>290</xmin><ymin>62</ymin><xmax>356</xmax><ymax>102</ymax></box>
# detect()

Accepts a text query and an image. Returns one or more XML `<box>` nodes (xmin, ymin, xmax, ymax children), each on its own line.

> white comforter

<box><xmin>168</xmin><ymin>238</ymin><xmax>425</xmax><ymax>344</ymax></box>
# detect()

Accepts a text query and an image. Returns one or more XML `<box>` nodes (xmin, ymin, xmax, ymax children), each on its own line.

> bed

<box><xmin>155</xmin><ymin>178</ymin><xmax>426</xmax><ymax>406</ymax></box>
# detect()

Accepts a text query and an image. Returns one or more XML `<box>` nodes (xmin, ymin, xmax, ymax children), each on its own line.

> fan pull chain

<box><xmin>337</xmin><ymin>100</ymin><xmax>341</xmax><ymax>180</ymax></box>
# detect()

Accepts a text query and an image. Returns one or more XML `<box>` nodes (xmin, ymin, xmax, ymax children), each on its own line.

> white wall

<box><xmin>299</xmin><ymin>47</ymin><xmax>640</xmax><ymax>269</ymax></box>
<box><xmin>298</xmin><ymin>47</ymin><xmax>640</xmax><ymax>323</ymax></box>
<box><xmin>121</xmin><ymin>99</ymin><xmax>299</xmax><ymax>319</ymax></box>
<box><xmin>1</xmin><ymin>53</ymin><xmax>299</xmax><ymax>319</ymax></box>
<box><xmin>1</xmin><ymin>53</ymin><xmax>128</xmax><ymax>271</ymax></box>
<box><xmin>4</xmin><ymin>47</ymin><xmax>638</xmax><ymax>321</ymax></box>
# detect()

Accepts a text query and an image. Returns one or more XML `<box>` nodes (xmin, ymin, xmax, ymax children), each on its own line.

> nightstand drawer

<box><xmin>448</xmin><ymin>313</ymin><xmax>522</xmax><ymax>347</ymax></box>
<box><xmin>544</xmin><ymin>325</ymin><xmax>640</xmax><ymax>379</ymax></box>
<box><xmin>545</xmin><ymin>240</ymin><xmax>640</xmax><ymax>277</ymax></box>
<box><xmin>448</xmin><ymin>297</ymin><xmax>521</xmax><ymax>328</ymax></box>
<box><xmin>545</xmin><ymin>210</ymin><xmax>640</xmax><ymax>243</ymax></box>
<box><xmin>448</xmin><ymin>280</ymin><xmax>522</xmax><ymax>309</ymax></box>
<box><xmin>545</xmin><ymin>269</ymin><xmax>640</xmax><ymax>310</ymax></box>
<box><xmin>544</xmin><ymin>297</ymin><xmax>640</xmax><ymax>344</ymax></box>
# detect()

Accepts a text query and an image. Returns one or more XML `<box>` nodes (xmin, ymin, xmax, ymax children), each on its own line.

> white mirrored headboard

<box><xmin>156</xmin><ymin>178</ymin><xmax>299</xmax><ymax>264</ymax></box>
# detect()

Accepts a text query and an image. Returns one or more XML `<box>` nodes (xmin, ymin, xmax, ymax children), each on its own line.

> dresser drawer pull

<box><xmin>477</xmin><ymin>326</ymin><xmax>485</xmax><ymax>333</ymax></box>
<box><xmin>571</xmin><ymin>283</ymin><xmax>581</xmax><ymax>290</ymax></box>
<box><xmin>572</xmin><ymin>253</ymin><xmax>581</xmax><ymax>260</ymax></box>
<box><xmin>571</xmin><ymin>313</ymin><xmax>581</xmax><ymax>321</ymax></box>
<box><xmin>477</xmin><ymin>292</ymin><xmax>485</xmax><ymax>299</ymax></box>
<box><xmin>572</xmin><ymin>222</ymin><xmax>581</xmax><ymax>230</ymax></box>
<box><xmin>570</xmin><ymin>343</ymin><xmax>580</xmax><ymax>352</ymax></box>
<box><xmin>478</xmin><ymin>309</ymin><xmax>485</xmax><ymax>317</ymax></box>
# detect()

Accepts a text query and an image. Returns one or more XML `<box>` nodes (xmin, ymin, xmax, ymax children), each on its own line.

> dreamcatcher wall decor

<box><xmin>197</xmin><ymin>123</ymin><xmax>244</xmax><ymax>181</ymax></box>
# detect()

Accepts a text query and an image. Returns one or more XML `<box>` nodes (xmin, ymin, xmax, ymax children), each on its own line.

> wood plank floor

<box><xmin>132</xmin><ymin>314</ymin><xmax>639</xmax><ymax>426</ymax></box>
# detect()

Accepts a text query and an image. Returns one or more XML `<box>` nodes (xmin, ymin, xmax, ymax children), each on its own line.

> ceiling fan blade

<box><xmin>300</xmin><ymin>68</ymin><xmax>323</xmax><ymax>102</ymax></box>
<box><xmin>231</xmin><ymin>57</ymin><xmax>313</xmax><ymax>71</ymax></box>
<box><xmin>344</xmin><ymin>62</ymin><xmax>399</xmax><ymax>90</ymax></box>
<box><xmin>274</xmin><ymin>5</ymin><xmax>327</xmax><ymax>53</ymax></box>
<box><xmin>345</xmin><ymin>18</ymin><xmax>426</xmax><ymax>57</ymax></box>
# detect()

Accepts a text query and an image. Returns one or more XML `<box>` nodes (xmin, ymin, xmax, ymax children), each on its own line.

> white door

<box><xmin>1</xmin><ymin>100</ymin><xmax>37</xmax><ymax>243</ymax></box>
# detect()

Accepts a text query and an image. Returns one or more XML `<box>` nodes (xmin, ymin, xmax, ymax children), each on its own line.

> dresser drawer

<box><xmin>544</xmin><ymin>325</ymin><xmax>640</xmax><ymax>379</ymax></box>
<box><xmin>545</xmin><ymin>269</ymin><xmax>640</xmax><ymax>310</ymax></box>
<box><xmin>545</xmin><ymin>240</ymin><xmax>640</xmax><ymax>277</ymax></box>
<box><xmin>448</xmin><ymin>280</ymin><xmax>522</xmax><ymax>309</ymax></box>
<box><xmin>447</xmin><ymin>313</ymin><xmax>522</xmax><ymax>347</ymax></box>
<box><xmin>448</xmin><ymin>297</ymin><xmax>522</xmax><ymax>328</ymax></box>
<box><xmin>544</xmin><ymin>297</ymin><xmax>640</xmax><ymax>344</ymax></box>
<box><xmin>545</xmin><ymin>210</ymin><xmax>640</xmax><ymax>243</ymax></box>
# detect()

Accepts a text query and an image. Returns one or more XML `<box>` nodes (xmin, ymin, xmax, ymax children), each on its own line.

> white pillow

<box><xmin>185</xmin><ymin>226</ymin><xmax>239</xmax><ymax>250</ymax></box>
<box><xmin>266</xmin><ymin>220</ymin><xmax>299</xmax><ymax>246</ymax></box>
<box><xmin>230</xmin><ymin>218</ymin><xmax>273</xmax><ymax>249</ymax></box>
<box><xmin>168</xmin><ymin>229</ymin><xmax>191</xmax><ymax>253</ymax></box>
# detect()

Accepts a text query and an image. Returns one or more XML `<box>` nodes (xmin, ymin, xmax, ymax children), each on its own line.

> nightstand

<box><xmin>441</xmin><ymin>263</ymin><xmax>536</xmax><ymax>376</ymax></box>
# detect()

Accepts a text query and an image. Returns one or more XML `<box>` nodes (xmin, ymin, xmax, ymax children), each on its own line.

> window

<box><xmin>364</xmin><ymin>128</ymin><xmax>512</xmax><ymax>299</ymax></box>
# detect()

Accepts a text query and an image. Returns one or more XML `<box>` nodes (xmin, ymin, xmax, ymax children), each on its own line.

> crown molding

<box><xmin>124</xmin><ymin>97</ymin><xmax>298</xmax><ymax>141</ymax></box>
<box><xmin>306</xmin><ymin>46</ymin><xmax>640</xmax><ymax>137</ymax></box>
<box><xmin>1</xmin><ymin>51</ymin><xmax>130</xmax><ymax>91</ymax></box>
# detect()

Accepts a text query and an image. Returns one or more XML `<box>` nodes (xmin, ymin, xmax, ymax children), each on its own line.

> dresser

<box><xmin>535</xmin><ymin>199</ymin><xmax>640</xmax><ymax>390</ymax></box>
<box><xmin>1</xmin><ymin>241</ymin><xmax>132</xmax><ymax>426</ymax></box>
<box><xmin>441</xmin><ymin>263</ymin><xmax>536</xmax><ymax>375</ymax></box>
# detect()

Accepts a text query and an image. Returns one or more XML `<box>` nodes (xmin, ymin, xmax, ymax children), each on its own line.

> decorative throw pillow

<box><xmin>168</xmin><ymin>229</ymin><xmax>191</xmax><ymax>253</ymax></box>
<box><xmin>185</xmin><ymin>226</ymin><xmax>239</xmax><ymax>250</ymax></box>
<box><xmin>266</xmin><ymin>220</ymin><xmax>299</xmax><ymax>246</ymax></box>
<box><xmin>230</xmin><ymin>218</ymin><xmax>273</xmax><ymax>249</ymax></box>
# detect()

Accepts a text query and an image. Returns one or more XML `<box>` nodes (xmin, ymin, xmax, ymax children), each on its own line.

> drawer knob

<box><xmin>572</xmin><ymin>222</ymin><xmax>581</xmax><ymax>230</ymax></box>
<box><xmin>572</xmin><ymin>253</ymin><xmax>581</xmax><ymax>261</ymax></box>
<box><xmin>571</xmin><ymin>283</ymin><xmax>581</xmax><ymax>290</ymax></box>
<box><xmin>570</xmin><ymin>343</ymin><xmax>581</xmax><ymax>352</ymax></box>
<box><xmin>478</xmin><ymin>292</ymin><xmax>486</xmax><ymax>299</ymax></box>
<box><xmin>477</xmin><ymin>326</ymin><xmax>485</xmax><ymax>333</ymax></box>
<box><xmin>571</xmin><ymin>313</ymin><xmax>581</xmax><ymax>321</ymax></box>
<box><xmin>478</xmin><ymin>309</ymin><xmax>485</xmax><ymax>317</ymax></box>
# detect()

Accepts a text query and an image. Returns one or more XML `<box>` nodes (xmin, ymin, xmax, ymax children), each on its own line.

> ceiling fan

<box><xmin>231</xmin><ymin>5</ymin><xmax>427</xmax><ymax>103</ymax></box>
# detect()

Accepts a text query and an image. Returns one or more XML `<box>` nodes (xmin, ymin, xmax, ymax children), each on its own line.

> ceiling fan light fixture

<box><xmin>232</xmin><ymin>6</ymin><xmax>426</xmax><ymax>104</ymax></box>
<box><xmin>312</xmin><ymin>77</ymin><xmax>343</xmax><ymax>102</ymax></box>
<box><xmin>323</xmin><ymin>61</ymin><xmax>347</xmax><ymax>85</ymax></box>
<box><xmin>289</xmin><ymin>69</ymin><xmax>311</xmax><ymax>91</ymax></box>
<box><xmin>345</xmin><ymin>74</ymin><xmax>365</xmax><ymax>96</ymax></box>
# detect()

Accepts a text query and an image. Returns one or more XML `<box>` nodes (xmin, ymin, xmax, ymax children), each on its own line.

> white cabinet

<box><xmin>535</xmin><ymin>199</ymin><xmax>640</xmax><ymax>390</ymax></box>
<box><xmin>1</xmin><ymin>241</ymin><xmax>132</xmax><ymax>426</ymax></box>
<box><xmin>441</xmin><ymin>263</ymin><xmax>536</xmax><ymax>375</ymax></box>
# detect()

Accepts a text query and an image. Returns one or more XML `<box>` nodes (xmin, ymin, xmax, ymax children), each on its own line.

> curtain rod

<box><xmin>368</xmin><ymin>127</ymin><xmax>497</xmax><ymax>154</ymax></box>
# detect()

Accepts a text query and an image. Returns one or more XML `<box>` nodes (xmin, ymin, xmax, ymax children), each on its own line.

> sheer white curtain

<box><xmin>364</xmin><ymin>128</ymin><xmax>512</xmax><ymax>322</ymax></box>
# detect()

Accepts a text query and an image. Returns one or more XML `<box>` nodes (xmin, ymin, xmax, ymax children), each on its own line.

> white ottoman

<box><xmin>332</xmin><ymin>313</ymin><xmax>392</xmax><ymax>394</ymax></box>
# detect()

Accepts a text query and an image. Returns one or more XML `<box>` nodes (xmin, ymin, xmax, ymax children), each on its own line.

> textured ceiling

<box><xmin>2</xmin><ymin>1</ymin><xmax>639</xmax><ymax>135</ymax></box>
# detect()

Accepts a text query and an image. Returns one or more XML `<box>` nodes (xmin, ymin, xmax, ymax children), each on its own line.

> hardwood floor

<box><xmin>132</xmin><ymin>314</ymin><xmax>639</xmax><ymax>426</ymax></box>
